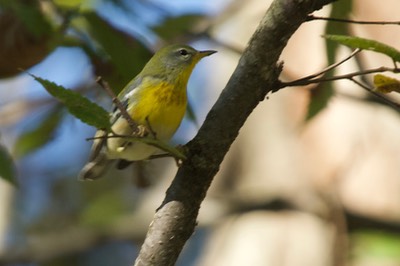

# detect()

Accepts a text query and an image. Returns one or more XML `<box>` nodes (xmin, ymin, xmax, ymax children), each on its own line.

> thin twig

<box><xmin>96</xmin><ymin>76</ymin><xmax>140</xmax><ymax>134</ymax></box>
<box><xmin>287</xmin><ymin>49</ymin><xmax>361</xmax><ymax>85</ymax></box>
<box><xmin>349</xmin><ymin>78</ymin><xmax>400</xmax><ymax>111</ymax></box>
<box><xmin>307</xmin><ymin>15</ymin><xmax>400</xmax><ymax>25</ymax></box>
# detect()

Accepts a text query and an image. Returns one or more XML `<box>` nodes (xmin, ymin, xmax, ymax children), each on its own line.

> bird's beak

<box><xmin>198</xmin><ymin>50</ymin><xmax>217</xmax><ymax>58</ymax></box>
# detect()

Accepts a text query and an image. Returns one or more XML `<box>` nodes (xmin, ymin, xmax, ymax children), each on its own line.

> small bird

<box><xmin>79</xmin><ymin>44</ymin><xmax>216</xmax><ymax>180</ymax></box>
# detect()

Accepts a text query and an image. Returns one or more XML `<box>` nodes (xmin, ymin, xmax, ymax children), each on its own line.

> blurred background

<box><xmin>1</xmin><ymin>0</ymin><xmax>400</xmax><ymax>265</ymax></box>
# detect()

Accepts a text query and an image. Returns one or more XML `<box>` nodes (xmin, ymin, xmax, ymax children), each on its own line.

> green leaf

<box><xmin>0</xmin><ymin>143</ymin><xmax>18</xmax><ymax>186</ymax></box>
<box><xmin>77</xmin><ymin>12</ymin><xmax>152</xmax><ymax>92</ymax></box>
<box><xmin>30</xmin><ymin>74</ymin><xmax>111</xmax><ymax>130</ymax></box>
<box><xmin>14</xmin><ymin>107</ymin><xmax>62</xmax><ymax>158</ymax></box>
<box><xmin>324</xmin><ymin>35</ymin><xmax>400</xmax><ymax>62</ymax></box>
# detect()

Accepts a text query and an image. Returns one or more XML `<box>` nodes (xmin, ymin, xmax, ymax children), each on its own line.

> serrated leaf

<box><xmin>373</xmin><ymin>74</ymin><xmax>400</xmax><ymax>94</ymax></box>
<box><xmin>13</xmin><ymin>107</ymin><xmax>62</xmax><ymax>158</ymax></box>
<box><xmin>30</xmin><ymin>74</ymin><xmax>111</xmax><ymax>129</ymax></box>
<box><xmin>324</xmin><ymin>35</ymin><xmax>400</xmax><ymax>62</ymax></box>
<box><xmin>0</xmin><ymin>143</ymin><xmax>18</xmax><ymax>186</ymax></box>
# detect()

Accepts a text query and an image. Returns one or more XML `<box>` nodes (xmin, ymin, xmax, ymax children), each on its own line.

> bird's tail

<box><xmin>78</xmin><ymin>152</ymin><xmax>111</xmax><ymax>180</ymax></box>
<box><xmin>78</xmin><ymin>130</ymin><xmax>111</xmax><ymax>181</ymax></box>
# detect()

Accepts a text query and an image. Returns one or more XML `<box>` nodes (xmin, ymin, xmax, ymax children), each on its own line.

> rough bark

<box><xmin>134</xmin><ymin>0</ymin><xmax>336</xmax><ymax>265</ymax></box>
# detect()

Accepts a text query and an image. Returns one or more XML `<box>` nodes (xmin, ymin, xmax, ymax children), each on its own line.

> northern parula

<box><xmin>79</xmin><ymin>44</ymin><xmax>216</xmax><ymax>180</ymax></box>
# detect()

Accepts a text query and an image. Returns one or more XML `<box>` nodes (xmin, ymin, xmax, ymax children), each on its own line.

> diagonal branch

<box><xmin>133</xmin><ymin>0</ymin><xmax>337</xmax><ymax>265</ymax></box>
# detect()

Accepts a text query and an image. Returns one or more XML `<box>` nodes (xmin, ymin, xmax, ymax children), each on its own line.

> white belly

<box><xmin>107</xmin><ymin>140</ymin><xmax>161</xmax><ymax>161</ymax></box>
<box><xmin>105</xmin><ymin>111</ymin><xmax>183</xmax><ymax>161</ymax></box>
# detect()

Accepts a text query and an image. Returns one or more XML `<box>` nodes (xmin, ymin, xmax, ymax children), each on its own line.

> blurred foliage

<box><xmin>0</xmin><ymin>0</ymin><xmax>57</xmax><ymax>77</ymax></box>
<box><xmin>324</xmin><ymin>0</ymin><xmax>353</xmax><ymax>63</ymax></box>
<box><xmin>0</xmin><ymin>142</ymin><xmax>17</xmax><ymax>186</ymax></box>
<box><xmin>74</xmin><ymin>12</ymin><xmax>153</xmax><ymax>91</ymax></box>
<box><xmin>80</xmin><ymin>189</ymin><xmax>132</xmax><ymax>228</ymax></box>
<box><xmin>13</xmin><ymin>106</ymin><xmax>63</xmax><ymax>158</ymax></box>
<box><xmin>351</xmin><ymin>230</ymin><xmax>400</xmax><ymax>261</ymax></box>
<box><xmin>306</xmin><ymin>0</ymin><xmax>352</xmax><ymax>120</ymax></box>
<box><xmin>153</xmin><ymin>14</ymin><xmax>205</xmax><ymax>41</ymax></box>
<box><xmin>53</xmin><ymin>0</ymin><xmax>83</xmax><ymax>10</ymax></box>
<box><xmin>306</xmin><ymin>83</ymin><xmax>334</xmax><ymax>120</ymax></box>
<box><xmin>0</xmin><ymin>0</ymin><xmax>54</xmax><ymax>37</ymax></box>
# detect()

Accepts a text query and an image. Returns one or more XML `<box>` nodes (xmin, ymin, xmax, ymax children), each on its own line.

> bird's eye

<box><xmin>179</xmin><ymin>49</ymin><xmax>189</xmax><ymax>56</ymax></box>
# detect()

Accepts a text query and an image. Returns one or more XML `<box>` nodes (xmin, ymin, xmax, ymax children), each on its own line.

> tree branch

<box><xmin>281</xmin><ymin>66</ymin><xmax>399</xmax><ymax>87</ymax></box>
<box><xmin>134</xmin><ymin>0</ymin><xmax>337</xmax><ymax>265</ymax></box>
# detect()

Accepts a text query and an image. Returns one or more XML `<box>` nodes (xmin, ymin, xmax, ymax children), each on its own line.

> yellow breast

<box><xmin>106</xmin><ymin>77</ymin><xmax>187</xmax><ymax>161</ymax></box>
<box><xmin>130</xmin><ymin>78</ymin><xmax>186</xmax><ymax>138</ymax></box>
